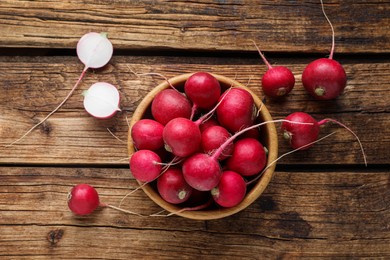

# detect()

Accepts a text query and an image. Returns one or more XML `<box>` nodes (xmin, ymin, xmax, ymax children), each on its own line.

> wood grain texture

<box><xmin>1</xmin><ymin>167</ymin><xmax>389</xmax><ymax>259</ymax></box>
<box><xmin>1</xmin><ymin>1</ymin><xmax>389</xmax><ymax>258</ymax></box>
<box><xmin>0</xmin><ymin>0</ymin><xmax>389</xmax><ymax>53</ymax></box>
<box><xmin>0</xmin><ymin>56</ymin><xmax>388</xmax><ymax>165</ymax></box>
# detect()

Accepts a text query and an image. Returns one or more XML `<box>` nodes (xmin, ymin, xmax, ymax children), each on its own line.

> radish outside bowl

<box><xmin>128</xmin><ymin>73</ymin><xmax>278</xmax><ymax>220</ymax></box>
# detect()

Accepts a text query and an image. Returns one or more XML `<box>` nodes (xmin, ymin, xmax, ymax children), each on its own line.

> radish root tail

<box><xmin>5</xmin><ymin>66</ymin><xmax>89</xmax><ymax>147</ymax></box>
<box><xmin>320</xmin><ymin>0</ymin><xmax>335</xmax><ymax>59</ymax></box>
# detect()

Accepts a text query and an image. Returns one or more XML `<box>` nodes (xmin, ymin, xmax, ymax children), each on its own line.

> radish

<box><xmin>131</xmin><ymin>119</ymin><xmax>164</xmax><ymax>151</ymax></box>
<box><xmin>201</xmin><ymin>125</ymin><xmax>233</xmax><ymax>160</ymax></box>
<box><xmin>281</xmin><ymin>112</ymin><xmax>320</xmax><ymax>150</ymax></box>
<box><xmin>301</xmin><ymin>0</ymin><xmax>347</xmax><ymax>100</ymax></box>
<box><xmin>182</xmin><ymin>153</ymin><xmax>222</xmax><ymax>191</ymax></box>
<box><xmin>163</xmin><ymin>117</ymin><xmax>202</xmax><ymax>158</ymax></box>
<box><xmin>226</xmin><ymin>138</ymin><xmax>267</xmax><ymax>177</ymax></box>
<box><xmin>184</xmin><ymin>72</ymin><xmax>221</xmax><ymax>110</ymax></box>
<box><xmin>83</xmin><ymin>82</ymin><xmax>121</xmax><ymax>119</ymax></box>
<box><xmin>211</xmin><ymin>171</ymin><xmax>246</xmax><ymax>208</ymax></box>
<box><xmin>151</xmin><ymin>89</ymin><xmax>192</xmax><ymax>125</ymax></box>
<box><xmin>130</xmin><ymin>150</ymin><xmax>162</xmax><ymax>182</ymax></box>
<box><xmin>77</xmin><ymin>32</ymin><xmax>113</xmax><ymax>69</ymax></box>
<box><xmin>68</xmin><ymin>184</ymin><xmax>100</xmax><ymax>215</ymax></box>
<box><xmin>7</xmin><ymin>32</ymin><xmax>113</xmax><ymax>146</ymax></box>
<box><xmin>68</xmin><ymin>184</ymin><xmax>143</xmax><ymax>216</ymax></box>
<box><xmin>251</xmin><ymin>40</ymin><xmax>295</xmax><ymax>98</ymax></box>
<box><xmin>157</xmin><ymin>168</ymin><xmax>193</xmax><ymax>204</ymax></box>
<box><xmin>216</xmin><ymin>88</ymin><xmax>256</xmax><ymax>133</ymax></box>
<box><xmin>281</xmin><ymin>112</ymin><xmax>367</xmax><ymax>165</ymax></box>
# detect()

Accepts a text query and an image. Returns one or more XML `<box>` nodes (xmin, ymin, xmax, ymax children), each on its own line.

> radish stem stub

<box><xmin>83</xmin><ymin>82</ymin><xmax>121</xmax><ymax>119</ymax></box>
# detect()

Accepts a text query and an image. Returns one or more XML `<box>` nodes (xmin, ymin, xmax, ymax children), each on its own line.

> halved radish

<box><xmin>77</xmin><ymin>32</ymin><xmax>113</xmax><ymax>69</ymax></box>
<box><xmin>83</xmin><ymin>82</ymin><xmax>121</xmax><ymax>119</ymax></box>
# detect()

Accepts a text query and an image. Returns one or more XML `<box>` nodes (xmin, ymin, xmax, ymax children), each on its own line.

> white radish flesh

<box><xmin>83</xmin><ymin>82</ymin><xmax>121</xmax><ymax>119</ymax></box>
<box><xmin>77</xmin><ymin>32</ymin><xmax>113</xmax><ymax>69</ymax></box>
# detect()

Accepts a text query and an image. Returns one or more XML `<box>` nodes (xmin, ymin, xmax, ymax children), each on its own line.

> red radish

<box><xmin>281</xmin><ymin>112</ymin><xmax>320</xmax><ymax>150</ymax></box>
<box><xmin>182</xmin><ymin>153</ymin><xmax>222</xmax><ymax>191</ymax></box>
<box><xmin>68</xmin><ymin>184</ymin><xmax>100</xmax><ymax>215</ymax></box>
<box><xmin>211</xmin><ymin>171</ymin><xmax>247</xmax><ymax>208</ymax></box>
<box><xmin>226</xmin><ymin>138</ymin><xmax>267</xmax><ymax>177</ymax></box>
<box><xmin>251</xmin><ymin>40</ymin><xmax>295</xmax><ymax>98</ymax></box>
<box><xmin>68</xmin><ymin>184</ymin><xmax>143</xmax><ymax>216</ymax></box>
<box><xmin>131</xmin><ymin>119</ymin><xmax>164</xmax><ymax>150</ymax></box>
<box><xmin>281</xmin><ymin>111</ymin><xmax>367</xmax><ymax>166</ymax></box>
<box><xmin>301</xmin><ymin>0</ymin><xmax>347</xmax><ymax>100</ymax></box>
<box><xmin>130</xmin><ymin>150</ymin><xmax>162</xmax><ymax>182</ymax></box>
<box><xmin>151</xmin><ymin>89</ymin><xmax>192</xmax><ymax>125</ymax></box>
<box><xmin>157</xmin><ymin>168</ymin><xmax>193</xmax><ymax>204</ymax></box>
<box><xmin>216</xmin><ymin>88</ymin><xmax>256</xmax><ymax>133</ymax></box>
<box><xmin>184</xmin><ymin>72</ymin><xmax>221</xmax><ymax>110</ymax></box>
<box><xmin>201</xmin><ymin>125</ymin><xmax>233</xmax><ymax>160</ymax></box>
<box><xmin>83</xmin><ymin>82</ymin><xmax>121</xmax><ymax>119</ymax></box>
<box><xmin>163</xmin><ymin>117</ymin><xmax>202</xmax><ymax>157</ymax></box>
<box><xmin>7</xmin><ymin>32</ymin><xmax>113</xmax><ymax>146</ymax></box>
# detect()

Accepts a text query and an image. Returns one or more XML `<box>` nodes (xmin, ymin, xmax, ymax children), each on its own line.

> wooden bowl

<box><xmin>128</xmin><ymin>73</ymin><xmax>278</xmax><ymax>220</ymax></box>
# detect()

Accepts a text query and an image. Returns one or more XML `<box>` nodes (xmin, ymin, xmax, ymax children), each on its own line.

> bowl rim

<box><xmin>128</xmin><ymin>72</ymin><xmax>278</xmax><ymax>220</ymax></box>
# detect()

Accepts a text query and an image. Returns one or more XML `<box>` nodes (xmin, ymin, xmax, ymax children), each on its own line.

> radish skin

<box><xmin>151</xmin><ymin>89</ymin><xmax>192</xmax><ymax>125</ymax></box>
<box><xmin>301</xmin><ymin>0</ymin><xmax>347</xmax><ymax>100</ymax></box>
<box><xmin>157</xmin><ymin>168</ymin><xmax>193</xmax><ymax>204</ymax></box>
<box><xmin>251</xmin><ymin>40</ymin><xmax>295</xmax><ymax>98</ymax></box>
<box><xmin>68</xmin><ymin>184</ymin><xmax>100</xmax><ymax>215</ymax></box>
<box><xmin>130</xmin><ymin>150</ymin><xmax>163</xmax><ymax>182</ymax></box>
<box><xmin>216</xmin><ymin>88</ymin><xmax>256</xmax><ymax>133</ymax></box>
<box><xmin>184</xmin><ymin>72</ymin><xmax>221</xmax><ymax>110</ymax></box>
<box><xmin>131</xmin><ymin>119</ymin><xmax>165</xmax><ymax>151</ymax></box>
<box><xmin>211</xmin><ymin>171</ymin><xmax>247</xmax><ymax>208</ymax></box>
<box><xmin>226</xmin><ymin>138</ymin><xmax>267</xmax><ymax>177</ymax></box>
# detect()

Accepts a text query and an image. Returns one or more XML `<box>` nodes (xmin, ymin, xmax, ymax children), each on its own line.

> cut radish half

<box><xmin>83</xmin><ymin>82</ymin><xmax>121</xmax><ymax>119</ymax></box>
<box><xmin>77</xmin><ymin>32</ymin><xmax>113</xmax><ymax>69</ymax></box>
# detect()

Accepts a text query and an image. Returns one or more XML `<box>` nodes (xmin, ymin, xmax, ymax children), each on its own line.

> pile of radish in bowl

<box><xmin>128</xmin><ymin>72</ymin><xmax>278</xmax><ymax>220</ymax></box>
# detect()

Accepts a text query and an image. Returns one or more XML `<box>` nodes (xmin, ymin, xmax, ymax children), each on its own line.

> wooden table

<box><xmin>1</xmin><ymin>1</ymin><xmax>389</xmax><ymax>259</ymax></box>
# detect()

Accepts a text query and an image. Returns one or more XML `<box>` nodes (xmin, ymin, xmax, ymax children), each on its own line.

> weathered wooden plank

<box><xmin>1</xmin><ymin>167</ymin><xmax>389</xmax><ymax>258</ymax></box>
<box><xmin>0</xmin><ymin>0</ymin><xmax>389</xmax><ymax>53</ymax></box>
<box><xmin>0</xmin><ymin>56</ymin><xmax>388</xmax><ymax>165</ymax></box>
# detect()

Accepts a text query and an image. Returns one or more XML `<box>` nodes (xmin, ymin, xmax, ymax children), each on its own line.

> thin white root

<box><xmin>125</xmin><ymin>115</ymin><xmax>131</xmax><ymax>128</ymax></box>
<box><xmin>107</xmin><ymin>128</ymin><xmax>126</xmax><ymax>144</ymax></box>
<box><xmin>118</xmin><ymin>183</ymin><xmax>147</xmax><ymax>208</ymax></box>
<box><xmin>104</xmin><ymin>204</ymin><xmax>144</xmax><ymax>217</ymax></box>
<box><xmin>149</xmin><ymin>209</ymin><xmax>168</xmax><ymax>217</ymax></box>
<box><xmin>246</xmin><ymin>75</ymin><xmax>254</xmax><ymax>88</ymax></box>
<box><xmin>5</xmin><ymin>66</ymin><xmax>88</xmax><ymax>147</ymax></box>
<box><xmin>319</xmin><ymin>0</ymin><xmax>335</xmax><ymax>59</ymax></box>
<box><xmin>246</xmin><ymin>131</ymin><xmax>338</xmax><ymax>185</ymax></box>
